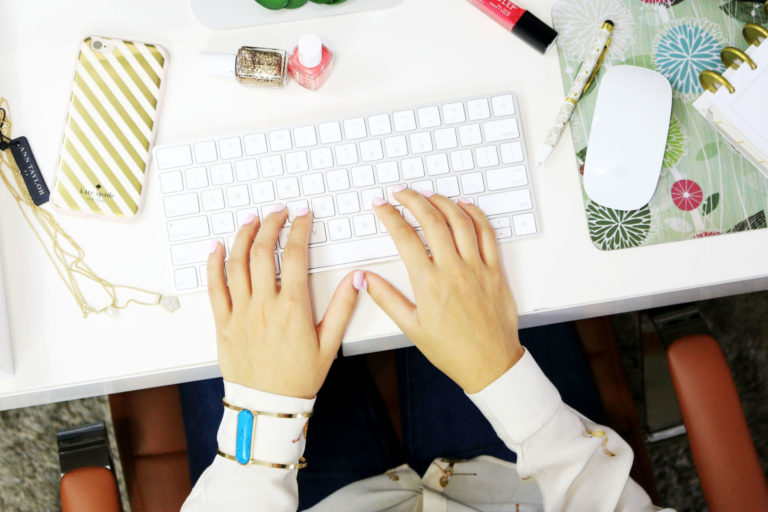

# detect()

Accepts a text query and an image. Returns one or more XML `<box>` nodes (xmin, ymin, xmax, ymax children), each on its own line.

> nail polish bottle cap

<box><xmin>198</xmin><ymin>52</ymin><xmax>236</xmax><ymax>77</ymax></box>
<box><xmin>298</xmin><ymin>34</ymin><xmax>323</xmax><ymax>68</ymax></box>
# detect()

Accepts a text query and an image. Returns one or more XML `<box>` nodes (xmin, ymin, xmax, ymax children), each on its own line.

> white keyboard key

<box><xmin>293</xmin><ymin>125</ymin><xmax>317</xmax><ymax>148</ymax></box>
<box><xmin>343</xmin><ymin>118</ymin><xmax>367</xmax><ymax>140</ymax></box>
<box><xmin>260</xmin><ymin>203</ymin><xmax>283</xmax><ymax>219</ymax></box>
<box><xmin>310</xmin><ymin>147</ymin><xmax>334</xmax><ymax>170</ymax></box>
<box><xmin>401</xmin><ymin>158</ymin><xmax>425</xmax><ymax>180</ymax></box>
<box><xmin>211</xmin><ymin>211</ymin><xmax>235</xmax><ymax>235</ymax></box>
<box><xmin>478</xmin><ymin>190</ymin><xmax>532</xmax><ymax>215</ymax></box>
<box><xmin>461</xmin><ymin>173</ymin><xmax>485</xmax><ymax>194</ymax></box>
<box><xmin>484</xmin><ymin>118</ymin><xmax>519</xmax><ymax>142</ymax></box>
<box><xmin>171</xmin><ymin>239</ymin><xmax>220</xmax><ymax>266</ymax></box>
<box><xmin>376</xmin><ymin>162</ymin><xmax>399</xmax><ymax>183</ymax></box>
<box><xmin>491</xmin><ymin>94</ymin><xmax>516</xmax><ymax>116</ymax></box>
<box><xmin>467</xmin><ymin>98</ymin><xmax>491</xmax><ymax>120</ymax></box>
<box><xmin>475</xmin><ymin>146</ymin><xmax>500</xmax><ymax>168</ymax></box>
<box><xmin>393</xmin><ymin>110</ymin><xmax>417</xmax><ymax>132</ymax></box>
<box><xmin>495</xmin><ymin>227</ymin><xmax>513</xmax><ymax>239</ymax></box>
<box><xmin>308</xmin><ymin>236</ymin><xmax>398</xmax><ymax>270</ymax></box>
<box><xmin>219</xmin><ymin>137</ymin><xmax>242</xmax><ymax>160</ymax></box>
<box><xmin>409</xmin><ymin>132</ymin><xmax>433</xmax><ymax>154</ymax></box>
<box><xmin>434</xmin><ymin>128</ymin><xmax>458</xmax><ymax>150</ymax></box>
<box><xmin>184</xmin><ymin>167</ymin><xmax>208</xmax><ymax>189</ymax></box>
<box><xmin>226</xmin><ymin>185</ymin><xmax>250</xmax><ymax>207</ymax></box>
<box><xmin>500</xmin><ymin>141</ymin><xmax>524</xmax><ymax>164</ymax></box>
<box><xmin>210</xmin><ymin>163</ymin><xmax>234</xmax><ymax>185</ymax></box>
<box><xmin>310</xmin><ymin>222</ymin><xmax>327</xmax><ymax>245</ymax></box>
<box><xmin>269</xmin><ymin>129</ymin><xmax>292</xmax><ymax>152</ymax></box>
<box><xmin>386</xmin><ymin>185</ymin><xmax>403</xmax><ymax>205</ymax></box>
<box><xmin>168</xmin><ymin>216</ymin><xmax>209</xmax><ymax>242</ymax></box>
<box><xmin>412</xmin><ymin>179</ymin><xmax>434</xmax><ymax>194</ymax></box>
<box><xmin>426</xmin><ymin>154</ymin><xmax>450</xmax><ymax>175</ymax></box>
<box><xmin>199</xmin><ymin>265</ymin><xmax>208</xmax><ymax>287</ymax></box>
<box><xmin>156</xmin><ymin>145</ymin><xmax>192</xmax><ymax>169</ymax></box>
<box><xmin>201</xmin><ymin>189</ymin><xmax>225</xmax><ymax>211</ymax></box>
<box><xmin>337</xmin><ymin>192</ymin><xmax>361</xmax><ymax>215</ymax></box>
<box><xmin>276</xmin><ymin>177</ymin><xmax>300</xmax><ymax>199</ymax></box>
<box><xmin>459</xmin><ymin>124</ymin><xmax>483</xmax><ymax>146</ymax></box>
<box><xmin>362</xmin><ymin>188</ymin><xmax>384</xmax><ymax>211</ymax></box>
<box><xmin>359</xmin><ymin>140</ymin><xmax>384</xmax><ymax>162</ymax></box>
<box><xmin>328</xmin><ymin>218</ymin><xmax>352</xmax><ymax>240</ymax></box>
<box><xmin>436</xmin><ymin>176</ymin><xmax>460</xmax><ymax>197</ymax></box>
<box><xmin>251</xmin><ymin>181</ymin><xmax>275</xmax><ymax>203</ymax></box>
<box><xmin>278</xmin><ymin>227</ymin><xmax>290</xmax><ymax>249</ymax></box>
<box><xmin>193</xmin><ymin>141</ymin><xmax>217</xmax><ymax>164</ymax></box>
<box><xmin>237</xmin><ymin>208</ymin><xmax>260</xmax><ymax>227</ymax></box>
<box><xmin>326</xmin><ymin>169</ymin><xmax>350</xmax><ymax>192</ymax></box>
<box><xmin>487</xmin><ymin>166</ymin><xmax>528</xmax><ymax>190</ymax></box>
<box><xmin>301</xmin><ymin>173</ymin><xmax>325</xmax><ymax>195</ymax></box>
<box><xmin>260</xmin><ymin>155</ymin><xmax>284</xmax><ymax>177</ymax></box>
<box><xmin>353</xmin><ymin>214</ymin><xmax>377</xmax><ymax>237</ymax></box>
<box><xmin>335</xmin><ymin>144</ymin><xmax>359</xmax><ymax>166</ymax></box>
<box><xmin>244</xmin><ymin>133</ymin><xmax>267</xmax><ymax>155</ymax></box>
<box><xmin>174</xmin><ymin>267</ymin><xmax>198</xmax><ymax>291</ymax></box>
<box><xmin>403</xmin><ymin>207</ymin><xmax>420</xmax><ymax>228</ymax></box>
<box><xmin>311</xmin><ymin>196</ymin><xmax>335</xmax><ymax>218</ymax></box>
<box><xmin>513</xmin><ymin>213</ymin><xmax>537</xmax><ymax>236</ymax></box>
<box><xmin>318</xmin><ymin>122</ymin><xmax>342</xmax><ymax>144</ymax></box>
<box><xmin>368</xmin><ymin>114</ymin><xmax>392</xmax><ymax>136</ymax></box>
<box><xmin>441</xmin><ymin>102</ymin><xmax>466</xmax><ymax>124</ymax></box>
<box><xmin>351</xmin><ymin>165</ymin><xmax>375</xmax><ymax>188</ymax></box>
<box><xmin>490</xmin><ymin>217</ymin><xmax>511</xmax><ymax>229</ymax></box>
<box><xmin>417</xmin><ymin>106</ymin><xmax>441</xmax><ymax>128</ymax></box>
<box><xmin>450</xmin><ymin>150</ymin><xmax>474</xmax><ymax>172</ymax></box>
<box><xmin>285</xmin><ymin>151</ymin><xmax>309</xmax><ymax>174</ymax></box>
<box><xmin>384</xmin><ymin>136</ymin><xmax>408</xmax><ymax>158</ymax></box>
<box><xmin>160</xmin><ymin>171</ymin><xmax>183</xmax><ymax>193</ymax></box>
<box><xmin>164</xmin><ymin>193</ymin><xmax>199</xmax><ymax>217</ymax></box>
<box><xmin>287</xmin><ymin>200</ymin><xmax>309</xmax><ymax>222</ymax></box>
<box><xmin>235</xmin><ymin>159</ymin><xmax>259</xmax><ymax>181</ymax></box>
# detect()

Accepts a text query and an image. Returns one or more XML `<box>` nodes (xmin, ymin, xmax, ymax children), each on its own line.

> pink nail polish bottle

<box><xmin>287</xmin><ymin>34</ymin><xmax>334</xmax><ymax>91</ymax></box>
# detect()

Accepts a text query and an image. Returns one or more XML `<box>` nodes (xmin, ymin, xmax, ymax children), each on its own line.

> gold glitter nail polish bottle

<box><xmin>199</xmin><ymin>47</ymin><xmax>287</xmax><ymax>88</ymax></box>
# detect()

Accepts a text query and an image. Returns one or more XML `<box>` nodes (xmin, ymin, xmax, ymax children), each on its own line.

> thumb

<box><xmin>364</xmin><ymin>271</ymin><xmax>418</xmax><ymax>335</ymax></box>
<box><xmin>316</xmin><ymin>271</ymin><xmax>362</xmax><ymax>357</ymax></box>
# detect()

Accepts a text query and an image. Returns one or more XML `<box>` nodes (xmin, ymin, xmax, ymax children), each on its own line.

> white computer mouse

<box><xmin>583</xmin><ymin>65</ymin><xmax>672</xmax><ymax>211</ymax></box>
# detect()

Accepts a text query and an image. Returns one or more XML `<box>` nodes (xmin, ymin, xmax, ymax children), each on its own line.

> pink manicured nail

<box><xmin>458</xmin><ymin>197</ymin><xmax>472</xmax><ymax>205</ymax></box>
<box><xmin>243</xmin><ymin>213</ymin><xmax>257</xmax><ymax>224</ymax></box>
<box><xmin>421</xmin><ymin>190</ymin><xmax>435</xmax><ymax>198</ymax></box>
<box><xmin>372</xmin><ymin>197</ymin><xmax>388</xmax><ymax>207</ymax></box>
<box><xmin>209</xmin><ymin>240</ymin><xmax>220</xmax><ymax>254</ymax></box>
<box><xmin>271</xmin><ymin>203</ymin><xmax>286</xmax><ymax>213</ymax></box>
<box><xmin>295</xmin><ymin>207</ymin><xmax>310</xmax><ymax>217</ymax></box>
<box><xmin>352</xmin><ymin>270</ymin><xmax>367</xmax><ymax>291</ymax></box>
<box><xmin>392</xmin><ymin>184</ymin><xmax>407</xmax><ymax>193</ymax></box>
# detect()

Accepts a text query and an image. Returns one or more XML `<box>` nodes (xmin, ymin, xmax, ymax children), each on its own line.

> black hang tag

<box><xmin>8</xmin><ymin>136</ymin><xmax>50</xmax><ymax>206</ymax></box>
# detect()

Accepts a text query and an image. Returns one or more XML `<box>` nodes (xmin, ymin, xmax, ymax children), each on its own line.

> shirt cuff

<box><xmin>466</xmin><ymin>349</ymin><xmax>562</xmax><ymax>445</ymax></box>
<box><xmin>217</xmin><ymin>381</ymin><xmax>316</xmax><ymax>466</ymax></box>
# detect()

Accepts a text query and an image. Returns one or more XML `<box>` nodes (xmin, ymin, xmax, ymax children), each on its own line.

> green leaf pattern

<box><xmin>587</xmin><ymin>202</ymin><xmax>652</xmax><ymax>250</ymax></box>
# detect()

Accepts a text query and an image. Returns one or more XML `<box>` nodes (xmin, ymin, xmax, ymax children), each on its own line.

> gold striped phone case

<box><xmin>53</xmin><ymin>36</ymin><xmax>168</xmax><ymax>218</ymax></box>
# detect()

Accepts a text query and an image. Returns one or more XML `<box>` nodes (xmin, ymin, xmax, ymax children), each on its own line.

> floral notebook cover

<box><xmin>552</xmin><ymin>0</ymin><xmax>768</xmax><ymax>250</ymax></box>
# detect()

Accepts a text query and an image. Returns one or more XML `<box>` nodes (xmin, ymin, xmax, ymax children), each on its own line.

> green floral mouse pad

<box><xmin>552</xmin><ymin>0</ymin><xmax>768</xmax><ymax>250</ymax></box>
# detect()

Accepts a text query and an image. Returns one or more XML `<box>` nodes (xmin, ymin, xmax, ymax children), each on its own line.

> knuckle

<box><xmin>422</xmin><ymin>209</ymin><xmax>444</xmax><ymax>226</ymax></box>
<box><xmin>282</xmin><ymin>243</ymin><xmax>307</xmax><ymax>262</ymax></box>
<box><xmin>249</xmin><ymin>242</ymin><xmax>273</xmax><ymax>259</ymax></box>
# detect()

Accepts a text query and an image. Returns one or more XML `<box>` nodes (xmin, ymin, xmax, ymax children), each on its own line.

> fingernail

<box><xmin>271</xmin><ymin>203</ymin><xmax>286</xmax><ymax>213</ymax></box>
<box><xmin>421</xmin><ymin>190</ymin><xmax>435</xmax><ymax>198</ymax></box>
<box><xmin>458</xmin><ymin>197</ymin><xmax>472</xmax><ymax>205</ymax></box>
<box><xmin>209</xmin><ymin>240</ymin><xmax>220</xmax><ymax>254</ymax></box>
<box><xmin>372</xmin><ymin>197</ymin><xmax>388</xmax><ymax>207</ymax></box>
<box><xmin>244</xmin><ymin>213</ymin><xmax>257</xmax><ymax>224</ymax></box>
<box><xmin>353</xmin><ymin>270</ymin><xmax>367</xmax><ymax>291</ymax></box>
<box><xmin>392</xmin><ymin>184</ymin><xmax>407</xmax><ymax>193</ymax></box>
<box><xmin>295</xmin><ymin>207</ymin><xmax>310</xmax><ymax>217</ymax></box>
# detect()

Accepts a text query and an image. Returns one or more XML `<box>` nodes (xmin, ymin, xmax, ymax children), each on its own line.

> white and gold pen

<box><xmin>538</xmin><ymin>20</ymin><xmax>614</xmax><ymax>167</ymax></box>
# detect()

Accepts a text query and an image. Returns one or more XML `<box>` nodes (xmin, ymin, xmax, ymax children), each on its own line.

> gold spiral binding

<box><xmin>699</xmin><ymin>70</ymin><xmax>735</xmax><ymax>94</ymax></box>
<box><xmin>721</xmin><ymin>47</ymin><xmax>757</xmax><ymax>70</ymax></box>
<box><xmin>743</xmin><ymin>23</ymin><xmax>768</xmax><ymax>47</ymax></box>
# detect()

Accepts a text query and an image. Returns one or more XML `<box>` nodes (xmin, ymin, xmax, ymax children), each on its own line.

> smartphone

<box><xmin>52</xmin><ymin>36</ymin><xmax>169</xmax><ymax>219</ymax></box>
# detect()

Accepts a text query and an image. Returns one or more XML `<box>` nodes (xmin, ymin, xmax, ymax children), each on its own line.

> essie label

<box><xmin>469</xmin><ymin>0</ymin><xmax>527</xmax><ymax>31</ymax></box>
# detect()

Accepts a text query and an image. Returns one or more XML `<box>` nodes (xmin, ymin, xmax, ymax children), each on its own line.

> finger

<box><xmin>316</xmin><ymin>271</ymin><xmax>362</xmax><ymax>359</ymax></box>
<box><xmin>372</xmin><ymin>197</ymin><xmax>431</xmax><ymax>272</ymax></box>
<box><xmin>225</xmin><ymin>215</ymin><xmax>261</xmax><ymax>303</ymax></box>
<box><xmin>364</xmin><ymin>271</ymin><xmax>418</xmax><ymax>335</ymax></box>
<box><xmin>249</xmin><ymin>204</ymin><xmax>288</xmax><ymax>293</ymax></box>
<box><xmin>457</xmin><ymin>198</ymin><xmax>502</xmax><ymax>269</ymax></box>
<box><xmin>425</xmin><ymin>193</ymin><xmax>482</xmax><ymax>264</ymax></box>
<box><xmin>206</xmin><ymin>240</ymin><xmax>231</xmax><ymax>325</ymax></box>
<box><xmin>280</xmin><ymin>207</ymin><xmax>312</xmax><ymax>296</ymax></box>
<box><xmin>394</xmin><ymin>187</ymin><xmax>458</xmax><ymax>264</ymax></box>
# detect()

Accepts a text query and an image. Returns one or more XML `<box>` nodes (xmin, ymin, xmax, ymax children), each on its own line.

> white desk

<box><xmin>0</xmin><ymin>0</ymin><xmax>766</xmax><ymax>411</ymax></box>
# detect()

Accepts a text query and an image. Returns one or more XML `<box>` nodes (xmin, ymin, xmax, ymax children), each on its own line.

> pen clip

<box><xmin>582</xmin><ymin>37</ymin><xmax>612</xmax><ymax>96</ymax></box>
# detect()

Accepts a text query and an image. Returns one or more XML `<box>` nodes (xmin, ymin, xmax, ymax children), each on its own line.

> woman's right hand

<box><xmin>365</xmin><ymin>188</ymin><xmax>524</xmax><ymax>394</ymax></box>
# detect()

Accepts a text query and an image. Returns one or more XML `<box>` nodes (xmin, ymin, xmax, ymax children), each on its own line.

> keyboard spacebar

<box><xmin>309</xmin><ymin>237</ymin><xmax>399</xmax><ymax>270</ymax></box>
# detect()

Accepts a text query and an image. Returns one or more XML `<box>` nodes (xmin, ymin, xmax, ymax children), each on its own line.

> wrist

<box><xmin>461</xmin><ymin>342</ymin><xmax>525</xmax><ymax>394</ymax></box>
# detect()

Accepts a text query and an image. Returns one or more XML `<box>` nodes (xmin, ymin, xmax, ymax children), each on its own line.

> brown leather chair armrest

<box><xmin>61</xmin><ymin>466</ymin><xmax>121</xmax><ymax>512</ymax></box>
<box><xmin>667</xmin><ymin>334</ymin><xmax>768</xmax><ymax>512</ymax></box>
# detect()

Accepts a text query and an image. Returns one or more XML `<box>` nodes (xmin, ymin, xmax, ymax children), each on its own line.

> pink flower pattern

<box><xmin>671</xmin><ymin>179</ymin><xmax>703</xmax><ymax>211</ymax></box>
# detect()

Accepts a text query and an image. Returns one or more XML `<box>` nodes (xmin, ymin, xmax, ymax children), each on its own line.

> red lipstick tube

<box><xmin>468</xmin><ymin>0</ymin><xmax>558</xmax><ymax>54</ymax></box>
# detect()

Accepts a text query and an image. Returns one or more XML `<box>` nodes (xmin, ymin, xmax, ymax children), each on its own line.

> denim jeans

<box><xmin>179</xmin><ymin>322</ymin><xmax>605</xmax><ymax>511</ymax></box>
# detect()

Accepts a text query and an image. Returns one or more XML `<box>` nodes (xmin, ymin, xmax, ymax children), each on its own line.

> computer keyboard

<box><xmin>153</xmin><ymin>91</ymin><xmax>539</xmax><ymax>293</ymax></box>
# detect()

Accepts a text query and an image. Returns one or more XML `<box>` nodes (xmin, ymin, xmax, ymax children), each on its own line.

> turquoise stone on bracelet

<box><xmin>236</xmin><ymin>409</ymin><xmax>254</xmax><ymax>464</ymax></box>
